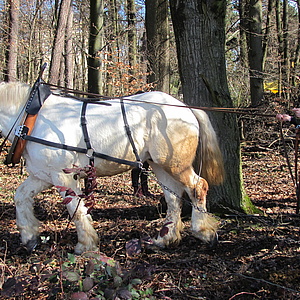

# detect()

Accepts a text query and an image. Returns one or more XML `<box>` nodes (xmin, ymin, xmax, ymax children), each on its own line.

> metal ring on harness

<box><xmin>86</xmin><ymin>148</ymin><xmax>95</xmax><ymax>159</ymax></box>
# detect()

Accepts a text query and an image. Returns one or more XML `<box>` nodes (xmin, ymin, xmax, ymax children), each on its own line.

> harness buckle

<box><xmin>15</xmin><ymin>125</ymin><xmax>29</xmax><ymax>139</ymax></box>
<box><xmin>85</xmin><ymin>148</ymin><xmax>95</xmax><ymax>159</ymax></box>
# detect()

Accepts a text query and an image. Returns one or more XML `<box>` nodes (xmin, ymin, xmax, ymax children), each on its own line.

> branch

<box><xmin>233</xmin><ymin>273</ymin><xmax>300</xmax><ymax>294</ymax></box>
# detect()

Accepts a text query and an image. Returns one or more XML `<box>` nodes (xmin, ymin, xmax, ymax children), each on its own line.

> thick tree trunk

<box><xmin>145</xmin><ymin>0</ymin><xmax>170</xmax><ymax>93</ymax></box>
<box><xmin>5</xmin><ymin>0</ymin><xmax>20</xmax><ymax>82</ymax></box>
<box><xmin>88</xmin><ymin>0</ymin><xmax>104</xmax><ymax>94</ymax></box>
<box><xmin>49</xmin><ymin>0</ymin><xmax>72</xmax><ymax>85</ymax></box>
<box><xmin>170</xmin><ymin>0</ymin><xmax>251</xmax><ymax>212</ymax></box>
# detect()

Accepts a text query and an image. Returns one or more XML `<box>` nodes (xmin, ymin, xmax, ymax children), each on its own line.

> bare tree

<box><xmin>145</xmin><ymin>0</ymin><xmax>170</xmax><ymax>93</ymax></box>
<box><xmin>65</xmin><ymin>4</ymin><xmax>74</xmax><ymax>89</ymax></box>
<box><xmin>127</xmin><ymin>0</ymin><xmax>137</xmax><ymax>76</ymax></box>
<box><xmin>4</xmin><ymin>0</ymin><xmax>20</xmax><ymax>82</ymax></box>
<box><xmin>88</xmin><ymin>0</ymin><xmax>104</xmax><ymax>94</ymax></box>
<box><xmin>239</xmin><ymin>0</ymin><xmax>249</xmax><ymax>68</ymax></box>
<box><xmin>247</xmin><ymin>0</ymin><xmax>264</xmax><ymax>107</ymax></box>
<box><xmin>49</xmin><ymin>0</ymin><xmax>73</xmax><ymax>85</ymax></box>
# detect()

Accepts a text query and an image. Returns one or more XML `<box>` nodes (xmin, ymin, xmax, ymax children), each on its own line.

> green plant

<box><xmin>60</xmin><ymin>252</ymin><xmax>155</xmax><ymax>299</ymax></box>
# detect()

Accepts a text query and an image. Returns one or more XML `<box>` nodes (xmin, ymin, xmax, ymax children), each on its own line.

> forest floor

<box><xmin>0</xmin><ymin>119</ymin><xmax>300</xmax><ymax>300</ymax></box>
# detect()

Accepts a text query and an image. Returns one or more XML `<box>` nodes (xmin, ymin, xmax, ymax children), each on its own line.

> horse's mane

<box><xmin>0</xmin><ymin>82</ymin><xmax>31</xmax><ymax>113</ymax></box>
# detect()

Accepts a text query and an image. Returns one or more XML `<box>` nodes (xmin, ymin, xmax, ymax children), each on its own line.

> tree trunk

<box><xmin>106</xmin><ymin>0</ymin><xmax>118</xmax><ymax>96</ymax></box>
<box><xmin>65</xmin><ymin>4</ymin><xmax>74</xmax><ymax>89</ymax></box>
<box><xmin>239</xmin><ymin>0</ymin><xmax>248</xmax><ymax>68</ymax></box>
<box><xmin>247</xmin><ymin>0</ymin><xmax>264</xmax><ymax>107</ymax></box>
<box><xmin>276</xmin><ymin>0</ymin><xmax>283</xmax><ymax>96</ymax></box>
<box><xmin>127</xmin><ymin>0</ymin><xmax>137</xmax><ymax>77</ymax></box>
<box><xmin>145</xmin><ymin>0</ymin><xmax>170</xmax><ymax>93</ymax></box>
<box><xmin>5</xmin><ymin>0</ymin><xmax>20</xmax><ymax>82</ymax></box>
<box><xmin>88</xmin><ymin>0</ymin><xmax>104</xmax><ymax>94</ymax></box>
<box><xmin>262</xmin><ymin>0</ymin><xmax>275</xmax><ymax>69</ymax></box>
<box><xmin>282</xmin><ymin>0</ymin><xmax>289</xmax><ymax>98</ymax></box>
<box><xmin>49</xmin><ymin>0</ymin><xmax>72</xmax><ymax>85</ymax></box>
<box><xmin>292</xmin><ymin>0</ymin><xmax>300</xmax><ymax>88</ymax></box>
<box><xmin>169</xmin><ymin>0</ymin><xmax>252</xmax><ymax>212</ymax></box>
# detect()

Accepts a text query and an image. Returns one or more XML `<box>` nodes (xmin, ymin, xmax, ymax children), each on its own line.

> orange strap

<box><xmin>12</xmin><ymin>114</ymin><xmax>37</xmax><ymax>164</ymax></box>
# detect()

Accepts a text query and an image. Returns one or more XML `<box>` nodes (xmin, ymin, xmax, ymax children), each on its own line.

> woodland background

<box><xmin>1</xmin><ymin>0</ymin><xmax>300</xmax><ymax>103</ymax></box>
<box><xmin>0</xmin><ymin>1</ymin><xmax>300</xmax><ymax>299</ymax></box>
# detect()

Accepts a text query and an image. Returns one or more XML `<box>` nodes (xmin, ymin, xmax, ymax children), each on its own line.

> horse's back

<box><xmin>25</xmin><ymin>91</ymin><xmax>200</xmax><ymax>176</ymax></box>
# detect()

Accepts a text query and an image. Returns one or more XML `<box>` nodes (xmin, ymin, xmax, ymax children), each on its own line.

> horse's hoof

<box><xmin>25</xmin><ymin>238</ymin><xmax>39</xmax><ymax>252</ymax></box>
<box><xmin>74</xmin><ymin>243</ymin><xmax>98</xmax><ymax>255</ymax></box>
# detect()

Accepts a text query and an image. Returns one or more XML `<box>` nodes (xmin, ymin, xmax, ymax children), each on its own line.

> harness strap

<box><xmin>120</xmin><ymin>98</ymin><xmax>141</xmax><ymax>164</ymax></box>
<box><xmin>23</xmin><ymin>135</ymin><xmax>142</xmax><ymax>169</ymax></box>
<box><xmin>81</xmin><ymin>101</ymin><xmax>94</xmax><ymax>165</ymax></box>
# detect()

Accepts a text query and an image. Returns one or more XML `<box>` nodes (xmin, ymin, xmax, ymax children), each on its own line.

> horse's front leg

<box><xmin>153</xmin><ymin>188</ymin><xmax>183</xmax><ymax>248</ymax></box>
<box><xmin>149</xmin><ymin>163</ymin><xmax>184</xmax><ymax>247</ymax></box>
<box><xmin>14</xmin><ymin>175</ymin><xmax>52</xmax><ymax>251</ymax></box>
<box><xmin>56</xmin><ymin>185</ymin><xmax>99</xmax><ymax>254</ymax></box>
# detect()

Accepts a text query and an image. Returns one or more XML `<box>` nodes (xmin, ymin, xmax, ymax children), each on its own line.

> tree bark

<box><xmin>65</xmin><ymin>4</ymin><xmax>74</xmax><ymax>89</ymax></box>
<box><xmin>127</xmin><ymin>0</ymin><xmax>137</xmax><ymax>74</ymax></box>
<box><xmin>247</xmin><ymin>0</ymin><xmax>264</xmax><ymax>107</ymax></box>
<box><xmin>282</xmin><ymin>0</ymin><xmax>289</xmax><ymax>97</ymax></box>
<box><xmin>88</xmin><ymin>0</ymin><xmax>104</xmax><ymax>94</ymax></box>
<box><xmin>106</xmin><ymin>0</ymin><xmax>118</xmax><ymax>96</ymax></box>
<box><xmin>49</xmin><ymin>0</ymin><xmax>72</xmax><ymax>85</ymax></box>
<box><xmin>262</xmin><ymin>0</ymin><xmax>275</xmax><ymax>69</ymax></box>
<box><xmin>239</xmin><ymin>0</ymin><xmax>248</xmax><ymax>68</ymax></box>
<box><xmin>275</xmin><ymin>0</ymin><xmax>284</xmax><ymax>96</ymax></box>
<box><xmin>5</xmin><ymin>0</ymin><xmax>20</xmax><ymax>82</ymax></box>
<box><xmin>145</xmin><ymin>0</ymin><xmax>170</xmax><ymax>93</ymax></box>
<box><xmin>169</xmin><ymin>0</ymin><xmax>250</xmax><ymax>212</ymax></box>
<box><xmin>292</xmin><ymin>0</ymin><xmax>300</xmax><ymax>88</ymax></box>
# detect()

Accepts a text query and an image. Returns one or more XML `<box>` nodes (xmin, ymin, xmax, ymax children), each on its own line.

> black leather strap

<box><xmin>81</xmin><ymin>102</ymin><xmax>92</xmax><ymax>151</ymax></box>
<box><xmin>120</xmin><ymin>98</ymin><xmax>141</xmax><ymax>164</ymax></box>
<box><xmin>23</xmin><ymin>135</ymin><xmax>142</xmax><ymax>168</ymax></box>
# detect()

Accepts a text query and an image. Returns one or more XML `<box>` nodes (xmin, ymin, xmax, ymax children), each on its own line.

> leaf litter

<box><xmin>0</xmin><ymin>137</ymin><xmax>300</xmax><ymax>299</ymax></box>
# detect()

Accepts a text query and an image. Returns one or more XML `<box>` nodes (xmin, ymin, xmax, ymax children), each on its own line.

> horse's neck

<box><xmin>0</xmin><ymin>82</ymin><xmax>29</xmax><ymax>140</ymax></box>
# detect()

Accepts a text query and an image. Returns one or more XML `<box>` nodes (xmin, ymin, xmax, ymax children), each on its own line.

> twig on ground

<box><xmin>229</xmin><ymin>291</ymin><xmax>260</xmax><ymax>299</ymax></box>
<box><xmin>233</xmin><ymin>273</ymin><xmax>300</xmax><ymax>294</ymax></box>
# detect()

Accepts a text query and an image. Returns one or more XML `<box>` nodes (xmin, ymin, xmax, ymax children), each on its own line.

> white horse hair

<box><xmin>0</xmin><ymin>82</ymin><xmax>224</xmax><ymax>254</ymax></box>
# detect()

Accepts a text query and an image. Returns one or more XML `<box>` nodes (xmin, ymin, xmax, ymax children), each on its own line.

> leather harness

<box><xmin>4</xmin><ymin>66</ymin><xmax>142</xmax><ymax>170</ymax></box>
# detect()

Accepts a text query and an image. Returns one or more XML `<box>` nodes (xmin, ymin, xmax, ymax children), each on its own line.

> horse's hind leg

<box><xmin>14</xmin><ymin>175</ymin><xmax>52</xmax><ymax>251</ymax></box>
<box><xmin>149</xmin><ymin>163</ymin><xmax>184</xmax><ymax>247</ymax></box>
<box><xmin>151</xmin><ymin>162</ymin><xmax>218</xmax><ymax>248</ymax></box>
<box><xmin>187</xmin><ymin>176</ymin><xmax>218</xmax><ymax>247</ymax></box>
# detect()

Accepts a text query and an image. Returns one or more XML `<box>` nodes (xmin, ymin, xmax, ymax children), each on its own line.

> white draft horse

<box><xmin>0</xmin><ymin>82</ymin><xmax>224</xmax><ymax>254</ymax></box>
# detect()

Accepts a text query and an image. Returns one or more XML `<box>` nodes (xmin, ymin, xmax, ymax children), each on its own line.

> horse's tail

<box><xmin>191</xmin><ymin>109</ymin><xmax>224</xmax><ymax>185</ymax></box>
